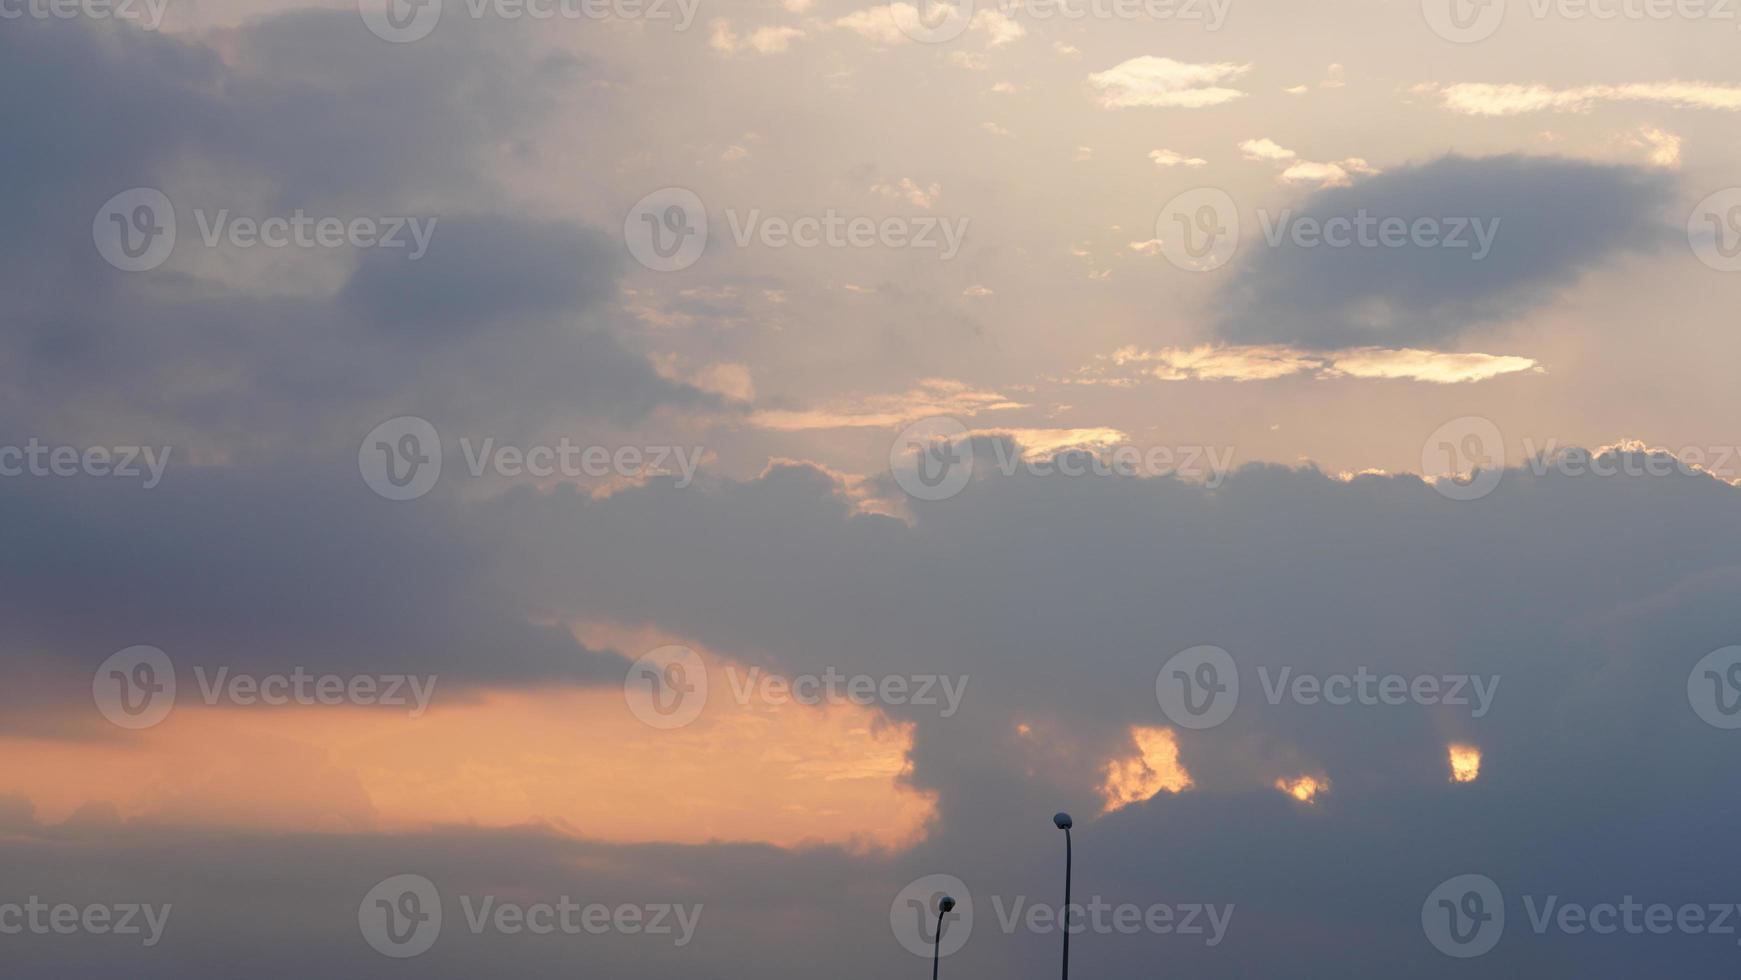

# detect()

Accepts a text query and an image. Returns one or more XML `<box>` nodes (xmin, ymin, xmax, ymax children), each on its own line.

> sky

<box><xmin>4</xmin><ymin>0</ymin><xmax>1741</xmax><ymax>975</ymax></box>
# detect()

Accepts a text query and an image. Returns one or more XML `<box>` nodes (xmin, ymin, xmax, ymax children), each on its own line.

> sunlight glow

<box><xmin>1274</xmin><ymin>774</ymin><xmax>1327</xmax><ymax>803</ymax></box>
<box><xmin>1101</xmin><ymin>726</ymin><xmax>1192</xmax><ymax>811</ymax></box>
<box><xmin>1449</xmin><ymin>743</ymin><xmax>1482</xmax><ymax>783</ymax></box>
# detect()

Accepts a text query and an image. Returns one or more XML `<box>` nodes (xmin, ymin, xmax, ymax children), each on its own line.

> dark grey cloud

<box><xmin>0</xmin><ymin>14</ymin><xmax>707</xmax><ymax>455</ymax></box>
<box><xmin>0</xmin><ymin>467</ymin><xmax>629</xmax><ymax>725</ymax></box>
<box><xmin>341</xmin><ymin>216</ymin><xmax>619</xmax><ymax>332</ymax></box>
<box><xmin>1214</xmin><ymin>155</ymin><xmax>1678</xmax><ymax>349</ymax></box>
<box><xmin>8</xmin><ymin>454</ymin><xmax>1741</xmax><ymax>977</ymax></box>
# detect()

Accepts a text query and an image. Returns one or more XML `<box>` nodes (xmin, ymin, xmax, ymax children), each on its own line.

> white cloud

<box><xmin>1086</xmin><ymin>57</ymin><xmax>1251</xmax><ymax>109</ymax></box>
<box><xmin>870</xmin><ymin>177</ymin><xmax>942</xmax><ymax>208</ymax></box>
<box><xmin>1279</xmin><ymin>157</ymin><xmax>1377</xmax><ymax>187</ymax></box>
<box><xmin>1635</xmin><ymin>126</ymin><xmax>1683</xmax><ymax>167</ymax></box>
<box><xmin>834</xmin><ymin>5</ymin><xmax>910</xmax><ymax>45</ymax></box>
<box><xmin>971</xmin><ymin>7</ymin><xmax>1025</xmax><ymax>46</ymax></box>
<box><xmin>1150</xmin><ymin>148</ymin><xmax>1207</xmax><ymax>168</ymax></box>
<box><xmin>1239</xmin><ymin>137</ymin><xmax>1296</xmax><ymax>162</ymax></box>
<box><xmin>747</xmin><ymin>378</ymin><xmax>1025</xmax><ymax>430</ymax></box>
<box><xmin>1242</xmin><ymin>139</ymin><xmax>1377</xmax><ymax>187</ymax></box>
<box><xmin>1091</xmin><ymin>344</ymin><xmax>1539</xmax><ymax>383</ymax></box>
<box><xmin>710</xmin><ymin>20</ymin><xmax>805</xmax><ymax>55</ymax></box>
<box><xmin>1433</xmin><ymin>80</ymin><xmax>1741</xmax><ymax>115</ymax></box>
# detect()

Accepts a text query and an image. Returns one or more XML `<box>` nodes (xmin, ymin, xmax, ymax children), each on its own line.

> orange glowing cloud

<box><xmin>0</xmin><ymin>682</ymin><xmax>935</xmax><ymax>851</ymax></box>
<box><xmin>1274</xmin><ymin>774</ymin><xmax>1327</xmax><ymax>803</ymax></box>
<box><xmin>1101</xmin><ymin>726</ymin><xmax>1192</xmax><ymax>811</ymax></box>
<box><xmin>1448</xmin><ymin>743</ymin><xmax>1481</xmax><ymax>783</ymax></box>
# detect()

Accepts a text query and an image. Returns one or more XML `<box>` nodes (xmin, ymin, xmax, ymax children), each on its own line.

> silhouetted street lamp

<box><xmin>931</xmin><ymin>895</ymin><xmax>956</xmax><ymax>980</ymax></box>
<box><xmin>1054</xmin><ymin>812</ymin><xmax>1073</xmax><ymax>980</ymax></box>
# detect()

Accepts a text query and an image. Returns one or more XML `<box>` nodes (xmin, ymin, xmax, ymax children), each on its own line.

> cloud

<box><xmin>869</xmin><ymin>177</ymin><xmax>942</xmax><ymax>208</ymax></box>
<box><xmin>1151</xmin><ymin>148</ymin><xmax>1208</xmax><ymax>168</ymax></box>
<box><xmin>747</xmin><ymin>378</ymin><xmax>1023</xmax><ymax>429</ymax></box>
<box><xmin>833</xmin><ymin>5</ymin><xmax>910</xmax><ymax>44</ymax></box>
<box><xmin>1087</xmin><ymin>56</ymin><xmax>1251</xmax><ymax>108</ymax></box>
<box><xmin>1214</xmin><ymin>154</ymin><xmax>1677</xmax><ymax>349</ymax></box>
<box><xmin>1432</xmin><ymin>80</ymin><xmax>1741</xmax><ymax>115</ymax></box>
<box><xmin>14</xmin><ymin>445</ymin><xmax>1741</xmax><ymax>977</ymax></box>
<box><xmin>1279</xmin><ymin>157</ymin><xmax>1378</xmax><ymax>187</ymax></box>
<box><xmin>1239</xmin><ymin>137</ymin><xmax>1297</xmax><ymax>162</ymax></box>
<box><xmin>709</xmin><ymin>20</ymin><xmax>806</xmax><ymax>55</ymax></box>
<box><xmin>1088</xmin><ymin>344</ymin><xmax>1538</xmax><ymax>383</ymax></box>
<box><xmin>0</xmin><ymin>11</ymin><xmax>710</xmax><ymax>450</ymax></box>
<box><xmin>1241</xmin><ymin>139</ymin><xmax>1378</xmax><ymax>186</ymax></box>
<box><xmin>1634</xmin><ymin>126</ymin><xmax>1683</xmax><ymax>167</ymax></box>
<box><xmin>970</xmin><ymin>7</ymin><xmax>1024</xmax><ymax>46</ymax></box>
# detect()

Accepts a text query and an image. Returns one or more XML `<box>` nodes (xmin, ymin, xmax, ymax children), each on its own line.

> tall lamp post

<box><xmin>1054</xmin><ymin>812</ymin><xmax>1073</xmax><ymax>980</ymax></box>
<box><xmin>931</xmin><ymin>895</ymin><xmax>956</xmax><ymax>980</ymax></box>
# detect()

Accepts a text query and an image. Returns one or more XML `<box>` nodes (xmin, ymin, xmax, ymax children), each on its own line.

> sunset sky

<box><xmin>5</xmin><ymin>0</ymin><xmax>1741</xmax><ymax>975</ymax></box>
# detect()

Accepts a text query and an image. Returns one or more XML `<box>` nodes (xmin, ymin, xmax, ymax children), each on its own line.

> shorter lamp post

<box><xmin>1054</xmin><ymin>812</ymin><xmax>1073</xmax><ymax>980</ymax></box>
<box><xmin>931</xmin><ymin>895</ymin><xmax>957</xmax><ymax>980</ymax></box>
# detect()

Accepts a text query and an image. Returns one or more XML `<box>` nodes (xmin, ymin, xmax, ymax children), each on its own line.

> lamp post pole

<box><xmin>932</xmin><ymin>895</ymin><xmax>956</xmax><ymax>980</ymax></box>
<box><xmin>1054</xmin><ymin>812</ymin><xmax>1073</xmax><ymax>980</ymax></box>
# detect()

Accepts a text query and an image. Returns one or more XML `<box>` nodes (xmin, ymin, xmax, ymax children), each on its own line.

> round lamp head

<box><xmin>1053</xmin><ymin>811</ymin><xmax>1073</xmax><ymax>830</ymax></box>
<box><xmin>939</xmin><ymin>895</ymin><xmax>957</xmax><ymax>913</ymax></box>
